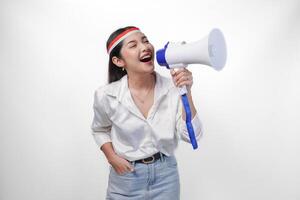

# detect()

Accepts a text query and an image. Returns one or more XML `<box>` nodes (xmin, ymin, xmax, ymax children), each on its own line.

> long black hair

<box><xmin>106</xmin><ymin>26</ymin><xmax>138</xmax><ymax>83</ymax></box>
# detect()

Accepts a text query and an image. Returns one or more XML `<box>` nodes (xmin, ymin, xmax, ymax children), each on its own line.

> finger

<box><xmin>174</xmin><ymin>71</ymin><xmax>191</xmax><ymax>82</ymax></box>
<box><xmin>176</xmin><ymin>75</ymin><xmax>192</xmax><ymax>86</ymax></box>
<box><xmin>183</xmin><ymin>68</ymin><xmax>191</xmax><ymax>73</ymax></box>
<box><xmin>178</xmin><ymin>80</ymin><xmax>193</xmax><ymax>87</ymax></box>
<box><xmin>178</xmin><ymin>80</ymin><xmax>193</xmax><ymax>88</ymax></box>
<box><xmin>170</xmin><ymin>69</ymin><xmax>176</xmax><ymax>76</ymax></box>
<box><xmin>179</xmin><ymin>72</ymin><xmax>192</xmax><ymax>81</ymax></box>
<box><xmin>117</xmin><ymin>166</ymin><xmax>128</xmax><ymax>175</ymax></box>
<box><xmin>125</xmin><ymin>162</ymin><xmax>135</xmax><ymax>172</ymax></box>
<box><xmin>113</xmin><ymin>163</ymin><xmax>127</xmax><ymax>174</ymax></box>
<box><xmin>174</xmin><ymin>72</ymin><xmax>185</xmax><ymax>83</ymax></box>
<box><xmin>114</xmin><ymin>167</ymin><xmax>123</xmax><ymax>175</ymax></box>
<box><xmin>127</xmin><ymin>165</ymin><xmax>134</xmax><ymax>172</ymax></box>
<box><xmin>172</xmin><ymin>68</ymin><xmax>185</xmax><ymax>76</ymax></box>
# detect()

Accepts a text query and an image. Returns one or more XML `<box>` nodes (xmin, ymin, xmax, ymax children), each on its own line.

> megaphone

<box><xmin>156</xmin><ymin>28</ymin><xmax>227</xmax><ymax>71</ymax></box>
<box><xmin>156</xmin><ymin>28</ymin><xmax>227</xmax><ymax>150</ymax></box>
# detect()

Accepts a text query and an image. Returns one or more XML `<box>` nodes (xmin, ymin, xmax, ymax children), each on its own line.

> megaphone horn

<box><xmin>156</xmin><ymin>28</ymin><xmax>227</xmax><ymax>71</ymax></box>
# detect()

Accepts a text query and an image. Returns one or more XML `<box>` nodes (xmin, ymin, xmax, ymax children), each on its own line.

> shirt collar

<box><xmin>104</xmin><ymin>71</ymin><xmax>173</xmax><ymax>101</ymax></box>
<box><xmin>104</xmin><ymin>71</ymin><xmax>174</xmax><ymax>120</ymax></box>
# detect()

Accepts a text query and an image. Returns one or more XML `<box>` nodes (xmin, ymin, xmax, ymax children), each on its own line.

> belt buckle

<box><xmin>142</xmin><ymin>155</ymin><xmax>155</xmax><ymax>164</ymax></box>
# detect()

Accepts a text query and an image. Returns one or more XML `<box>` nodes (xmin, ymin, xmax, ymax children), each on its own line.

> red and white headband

<box><xmin>107</xmin><ymin>27</ymin><xmax>140</xmax><ymax>54</ymax></box>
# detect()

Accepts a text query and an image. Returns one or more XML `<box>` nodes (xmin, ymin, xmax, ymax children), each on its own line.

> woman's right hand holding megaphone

<box><xmin>170</xmin><ymin>68</ymin><xmax>193</xmax><ymax>93</ymax></box>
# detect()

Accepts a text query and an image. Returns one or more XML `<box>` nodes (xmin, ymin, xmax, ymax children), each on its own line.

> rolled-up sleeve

<box><xmin>176</xmin><ymin>100</ymin><xmax>204</xmax><ymax>143</ymax></box>
<box><xmin>91</xmin><ymin>89</ymin><xmax>112</xmax><ymax>148</ymax></box>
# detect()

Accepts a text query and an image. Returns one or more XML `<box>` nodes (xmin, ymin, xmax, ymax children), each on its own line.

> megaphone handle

<box><xmin>186</xmin><ymin>118</ymin><xmax>198</xmax><ymax>149</ymax></box>
<box><xmin>181</xmin><ymin>94</ymin><xmax>198</xmax><ymax>149</ymax></box>
<box><xmin>178</xmin><ymin>85</ymin><xmax>188</xmax><ymax>95</ymax></box>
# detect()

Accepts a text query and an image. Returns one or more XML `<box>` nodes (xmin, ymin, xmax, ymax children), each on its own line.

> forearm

<box><xmin>100</xmin><ymin>142</ymin><xmax>118</xmax><ymax>163</ymax></box>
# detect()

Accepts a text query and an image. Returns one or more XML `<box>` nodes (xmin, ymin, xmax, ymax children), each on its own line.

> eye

<box><xmin>129</xmin><ymin>44</ymin><xmax>137</xmax><ymax>48</ymax></box>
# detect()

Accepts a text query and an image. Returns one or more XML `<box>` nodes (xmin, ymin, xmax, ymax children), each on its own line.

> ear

<box><xmin>112</xmin><ymin>56</ymin><xmax>125</xmax><ymax>68</ymax></box>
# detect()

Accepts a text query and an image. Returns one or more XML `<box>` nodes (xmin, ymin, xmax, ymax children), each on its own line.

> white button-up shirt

<box><xmin>91</xmin><ymin>72</ymin><xmax>203</xmax><ymax>161</ymax></box>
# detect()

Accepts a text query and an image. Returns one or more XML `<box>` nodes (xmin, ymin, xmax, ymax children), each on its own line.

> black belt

<box><xmin>134</xmin><ymin>152</ymin><xmax>165</xmax><ymax>164</ymax></box>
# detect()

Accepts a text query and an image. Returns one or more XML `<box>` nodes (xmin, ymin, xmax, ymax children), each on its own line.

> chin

<box><xmin>146</xmin><ymin>63</ymin><xmax>155</xmax><ymax>72</ymax></box>
<box><xmin>144</xmin><ymin>67</ymin><xmax>154</xmax><ymax>74</ymax></box>
<box><xmin>139</xmin><ymin>61</ymin><xmax>155</xmax><ymax>72</ymax></box>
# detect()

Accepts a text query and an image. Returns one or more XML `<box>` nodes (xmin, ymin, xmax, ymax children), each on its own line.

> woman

<box><xmin>91</xmin><ymin>26</ymin><xmax>203</xmax><ymax>200</ymax></box>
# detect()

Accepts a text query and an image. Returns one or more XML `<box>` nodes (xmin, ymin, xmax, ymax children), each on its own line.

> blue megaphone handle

<box><xmin>181</xmin><ymin>94</ymin><xmax>198</xmax><ymax>149</ymax></box>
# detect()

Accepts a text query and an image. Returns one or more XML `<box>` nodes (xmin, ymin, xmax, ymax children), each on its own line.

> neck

<box><xmin>127</xmin><ymin>72</ymin><xmax>156</xmax><ymax>91</ymax></box>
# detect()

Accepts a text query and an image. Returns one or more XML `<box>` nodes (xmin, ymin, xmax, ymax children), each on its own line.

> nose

<box><xmin>141</xmin><ymin>43</ymin><xmax>150</xmax><ymax>52</ymax></box>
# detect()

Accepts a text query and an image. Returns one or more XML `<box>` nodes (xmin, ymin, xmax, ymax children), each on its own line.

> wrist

<box><xmin>186</xmin><ymin>85</ymin><xmax>192</xmax><ymax>93</ymax></box>
<box><xmin>187</xmin><ymin>89</ymin><xmax>192</xmax><ymax>98</ymax></box>
<box><xmin>107</xmin><ymin>152</ymin><xmax>118</xmax><ymax>162</ymax></box>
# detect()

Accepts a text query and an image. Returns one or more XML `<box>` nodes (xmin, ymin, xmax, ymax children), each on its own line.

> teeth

<box><xmin>141</xmin><ymin>55</ymin><xmax>151</xmax><ymax>59</ymax></box>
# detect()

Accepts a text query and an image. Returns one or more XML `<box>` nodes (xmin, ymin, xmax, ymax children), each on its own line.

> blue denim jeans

<box><xmin>106</xmin><ymin>155</ymin><xmax>180</xmax><ymax>200</ymax></box>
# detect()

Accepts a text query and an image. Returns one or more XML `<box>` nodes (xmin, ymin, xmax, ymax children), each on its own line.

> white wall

<box><xmin>1</xmin><ymin>0</ymin><xmax>300</xmax><ymax>199</ymax></box>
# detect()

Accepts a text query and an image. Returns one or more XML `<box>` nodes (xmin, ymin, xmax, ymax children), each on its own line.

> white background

<box><xmin>1</xmin><ymin>0</ymin><xmax>300</xmax><ymax>199</ymax></box>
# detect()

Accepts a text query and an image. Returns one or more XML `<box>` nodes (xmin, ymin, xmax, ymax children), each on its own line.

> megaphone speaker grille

<box><xmin>208</xmin><ymin>29</ymin><xmax>227</xmax><ymax>71</ymax></box>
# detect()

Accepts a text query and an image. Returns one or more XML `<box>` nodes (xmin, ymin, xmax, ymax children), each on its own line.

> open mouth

<box><xmin>140</xmin><ymin>54</ymin><xmax>152</xmax><ymax>63</ymax></box>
